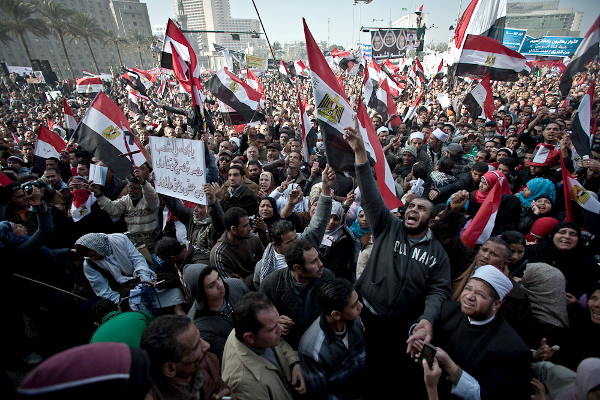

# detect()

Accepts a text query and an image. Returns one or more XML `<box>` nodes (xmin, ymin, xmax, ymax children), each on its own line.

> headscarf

<box><xmin>521</xmin><ymin>263</ymin><xmax>569</xmax><ymax>328</ymax></box>
<box><xmin>349</xmin><ymin>207</ymin><xmax>371</xmax><ymax>239</ymax></box>
<box><xmin>525</xmin><ymin>217</ymin><xmax>559</xmax><ymax>242</ymax></box>
<box><xmin>259</xmin><ymin>197</ymin><xmax>280</xmax><ymax>227</ymax></box>
<box><xmin>75</xmin><ymin>233</ymin><xmax>113</xmax><ymax>257</ymax></box>
<box><xmin>518</xmin><ymin>177</ymin><xmax>556</xmax><ymax>207</ymax></box>
<box><xmin>555</xmin><ymin>358</ymin><xmax>600</xmax><ymax>400</ymax></box>
<box><xmin>322</xmin><ymin>201</ymin><xmax>346</xmax><ymax>245</ymax></box>
<box><xmin>475</xmin><ymin>170</ymin><xmax>512</xmax><ymax>204</ymax></box>
<box><xmin>17</xmin><ymin>342</ymin><xmax>152</xmax><ymax>399</ymax></box>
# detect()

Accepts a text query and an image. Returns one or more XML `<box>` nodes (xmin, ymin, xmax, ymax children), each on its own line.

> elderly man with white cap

<box><xmin>427</xmin><ymin>128</ymin><xmax>449</xmax><ymax>166</ymax></box>
<box><xmin>408</xmin><ymin>131</ymin><xmax>433</xmax><ymax>172</ymax></box>
<box><xmin>423</xmin><ymin>265</ymin><xmax>531</xmax><ymax>399</ymax></box>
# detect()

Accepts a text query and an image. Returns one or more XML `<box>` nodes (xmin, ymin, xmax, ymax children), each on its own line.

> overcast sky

<box><xmin>144</xmin><ymin>0</ymin><xmax>598</xmax><ymax>49</ymax></box>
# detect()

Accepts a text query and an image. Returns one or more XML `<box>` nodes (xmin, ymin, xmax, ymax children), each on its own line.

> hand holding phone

<box><xmin>419</xmin><ymin>342</ymin><xmax>437</xmax><ymax>368</ymax></box>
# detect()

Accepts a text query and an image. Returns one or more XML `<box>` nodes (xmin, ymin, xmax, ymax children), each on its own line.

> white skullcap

<box><xmin>471</xmin><ymin>265</ymin><xmax>513</xmax><ymax>300</ymax></box>
<box><xmin>409</xmin><ymin>131</ymin><xmax>424</xmax><ymax>141</ymax></box>
<box><xmin>432</xmin><ymin>128</ymin><xmax>449</xmax><ymax>143</ymax></box>
<box><xmin>376</xmin><ymin>126</ymin><xmax>389</xmax><ymax>133</ymax></box>
<box><xmin>229</xmin><ymin>137</ymin><xmax>240</xmax><ymax>147</ymax></box>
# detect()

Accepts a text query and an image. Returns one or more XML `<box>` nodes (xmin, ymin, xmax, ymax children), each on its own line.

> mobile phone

<box><xmin>419</xmin><ymin>342</ymin><xmax>437</xmax><ymax>368</ymax></box>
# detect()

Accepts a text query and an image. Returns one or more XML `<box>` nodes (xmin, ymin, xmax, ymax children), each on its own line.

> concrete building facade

<box><xmin>0</xmin><ymin>0</ymin><xmax>155</xmax><ymax>80</ymax></box>
<box><xmin>506</xmin><ymin>0</ymin><xmax>583</xmax><ymax>37</ymax></box>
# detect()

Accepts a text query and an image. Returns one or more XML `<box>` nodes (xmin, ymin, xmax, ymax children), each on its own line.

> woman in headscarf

<box><xmin>318</xmin><ymin>201</ymin><xmax>356</xmax><ymax>282</ymax></box>
<box><xmin>524</xmin><ymin>216</ymin><xmax>560</xmax><ymax>244</ymax></box>
<box><xmin>258</xmin><ymin>171</ymin><xmax>276</xmax><ymax>198</ymax></box>
<box><xmin>349</xmin><ymin>207</ymin><xmax>372</xmax><ymax>248</ymax></box>
<box><xmin>467</xmin><ymin>170</ymin><xmax>513</xmax><ymax>215</ymax></box>
<box><xmin>525</xmin><ymin>222</ymin><xmax>600</xmax><ymax>301</ymax></box>
<box><xmin>519</xmin><ymin>263</ymin><xmax>569</xmax><ymax>351</ymax></box>
<box><xmin>254</xmin><ymin>196</ymin><xmax>302</xmax><ymax>246</ymax></box>
<box><xmin>17</xmin><ymin>342</ymin><xmax>152</xmax><ymax>399</ymax></box>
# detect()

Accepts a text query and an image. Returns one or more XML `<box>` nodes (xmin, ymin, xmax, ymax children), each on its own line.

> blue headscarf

<box><xmin>0</xmin><ymin>221</ymin><xmax>29</xmax><ymax>248</ymax></box>
<box><xmin>518</xmin><ymin>177</ymin><xmax>556</xmax><ymax>207</ymax></box>
<box><xmin>349</xmin><ymin>207</ymin><xmax>372</xmax><ymax>239</ymax></box>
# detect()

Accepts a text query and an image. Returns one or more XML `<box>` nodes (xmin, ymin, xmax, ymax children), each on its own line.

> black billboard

<box><xmin>370</xmin><ymin>28</ymin><xmax>419</xmax><ymax>59</ymax></box>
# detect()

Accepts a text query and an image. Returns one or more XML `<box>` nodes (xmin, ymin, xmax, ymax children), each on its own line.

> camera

<box><xmin>21</xmin><ymin>178</ymin><xmax>47</xmax><ymax>195</ymax></box>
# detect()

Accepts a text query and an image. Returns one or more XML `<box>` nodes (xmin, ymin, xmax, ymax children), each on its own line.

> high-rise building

<box><xmin>506</xmin><ymin>0</ymin><xmax>583</xmax><ymax>37</ymax></box>
<box><xmin>173</xmin><ymin>0</ymin><xmax>266</xmax><ymax>66</ymax></box>
<box><xmin>0</xmin><ymin>0</ymin><xmax>155</xmax><ymax>79</ymax></box>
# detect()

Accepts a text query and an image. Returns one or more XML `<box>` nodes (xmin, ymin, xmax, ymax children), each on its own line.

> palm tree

<box><xmin>104</xmin><ymin>30</ymin><xmax>125</xmax><ymax>68</ymax></box>
<box><xmin>129</xmin><ymin>32</ymin><xmax>152</xmax><ymax>68</ymax></box>
<box><xmin>69</xmin><ymin>12</ymin><xmax>105</xmax><ymax>74</ymax></box>
<box><xmin>39</xmin><ymin>0</ymin><xmax>78</xmax><ymax>79</ymax></box>
<box><xmin>0</xmin><ymin>0</ymin><xmax>48</xmax><ymax>65</ymax></box>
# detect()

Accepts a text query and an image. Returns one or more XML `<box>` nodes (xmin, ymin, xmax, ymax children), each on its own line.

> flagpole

<box><xmin>250</xmin><ymin>0</ymin><xmax>277</xmax><ymax>62</ymax></box>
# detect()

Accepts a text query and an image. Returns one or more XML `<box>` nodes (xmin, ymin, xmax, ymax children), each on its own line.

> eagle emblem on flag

<box><xmin>317</xmin><ymin>93</ymin><xmax>344</xmax><ymax>124</ymax></box>
<box><xmin>485</xmin><ymin>55</ymin><xmax>496</xmax><ymax>67</ymax></box>
<box><xmin>102</xmin><ymin>125</ymin><xmax>121</xmax><ymax>140</ymax></box>
<box><xmin>229</xmin><ymin>81</ymin><xmax>239</xmax><ymax>93</ymax></box>
<box><xmin>571</xmin><ymin>185</ymin><xmax>591</xmax><ymax>204</ymax></box>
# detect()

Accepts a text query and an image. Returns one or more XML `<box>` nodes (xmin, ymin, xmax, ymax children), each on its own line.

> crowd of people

<box><xmin>0</xmin><ymin>52</ymin><xmax>599</xmax><ymax>400</ymax></box>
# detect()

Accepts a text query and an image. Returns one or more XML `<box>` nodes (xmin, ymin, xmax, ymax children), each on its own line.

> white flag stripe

<box><xmin>579</xmin><ymin>92</ymin><xmax>591</xmax><ymax>136</ymax></box>
<box><xmin>84</xmin><ymin>107</ymin><xmax>146</xmax><ymax>166</ymax></box>
<box><xmin>476</xmin><ymin>210</ymin><xmax>498</xmax><ymax>245</ymax></box>
<box><xmin>34</xmin><ymin>140</ymin><xmax>61</xmax><ymax>159</ymax></box>
<box><xmin>567</xmin><ymin>176</ymin><xmax>600</xmax><ymax>214</ymax></box>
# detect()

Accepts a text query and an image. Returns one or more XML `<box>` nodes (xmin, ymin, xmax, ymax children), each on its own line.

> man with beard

<box><xmin>343</xmin><ymin>119</ymin><xmax>451</xmax><ymax>398</ymax></box>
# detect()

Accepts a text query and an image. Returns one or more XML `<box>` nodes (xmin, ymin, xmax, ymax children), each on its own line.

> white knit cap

<box><xmin>409</xmin><ymin>131</ymin><xmax>424</xmax><ymax>141</ymax></box>
<box><xmin>432</xmin><ymin>128</ymin><xmax>449</xmax><ymax>143</ymax></box>
<box><xmin>471</xmin><ymin>265</ymin><xmax>513</xmax><ymax>300</ymax></box>
<box><xmin>376</xmin><ymin>126</ymin><xmax>389</xmax><ymax>133</ymax></box>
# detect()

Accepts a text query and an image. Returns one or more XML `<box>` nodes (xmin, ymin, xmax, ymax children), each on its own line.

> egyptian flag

<box><xmin>294</xmin><ymin>59</ymin><xmax>310</xmax><ymax>79</ymax></box>
<box><xmin>416</xmin><ymin>4</ymin><xmax>424</xmax><ymax>13</ymax></box>
<box><xmin>34</xmin><ymin>125</ymin><xmax>66</xmax><ymax>159</ymax></box>
<box><xmin>461</xmin><ymin>170</ymin><xmax>507</xmax><ymax>248</ymax></box>
<box><xmin>76</xmin><ymin>77</ymin><xmax>103</xmax><ymax>93</ymax></box>
<box><xmin>122</xmin><ymin>68</ymin><xmax>152</xmax><ymax>97</ymax></box>
<box><xmin>561</xmin><ymin>153</ymin><xmax>600</xmax><ymax>234</ymax></box>
<box><xmin>453</xmin><ymin>0</ymin><xmax>507</xmax><ymax>54</ymax></box>
<box><xmin>570</xmin><ymin>82</ymin><xmax>595</xmax><ymax>157</ymax></box>
<box><xmin>298</xmin><ymin>93</ymin><xmax>312</xmax><ymax>162</ymax></box>
<box><xmin>362</xmin><ymin>62</ymin><xmax>398</xmax><ymax>127</ymax></box>
<box><xmin>279</xmin><ymin>60</ymin><xmax>293</xmax><ymax>84</ymax></box>
<box><xmin>157</xmin><ymin>75</ymin><xmax>167</xmax><ymax>98</ymax></box>
<box><xmin>456</xmin><ymin>34</ymin><xmax>526</xmax><ymax>81</ymax></box>
<box><xmin>528</xmin><ymin>143</ymin><xmax>560</xmax><ymax>167</ymax></box>
<box><xmin>74</xmin><ymin>92</ymin><xmax>149</xmax><ymax>178</ymax></box>
<box><xmin>370</xmin><ymin>58</ymin><xmax>401</xmax><ymax>97</ymax></box>
<box><xmin>304</xmin><ymin>19</ymin><xmax>357</xmax><ymax>173</ymax></box>
<box><xmin>63</xmin><ymin>98</ymin><xmax>77</xmax><ymax>131</ymax></box>
<box><xmin>127</xmin><ymin>89</ymin><xmax>145</xmax><ymax>115</ymax></box>
<box><xmin>413</xmin><ymin>59</ymin><xmax>426</xmax><ymax>84</ymax></box>
<box><xmin>338</xmin><ymin>52</ymin><xmax>362</xmax><ymax>75</ymax></box>
<box><xmin>433</xmin><ymin>59</ymin><xmax>445</xmax><ymax>79</ymax></box>
<box><xmin>244</xmin><ymin>68</ymin><xmax>265</xmax><ymax>98</ymax></box>
<box><xmin>383</xmin><ymin>59</ymin><xmax>399</xmax><ymax>74</ymax></box>
<box><xmin>357</xmin><ymin>99</ymin><xmax>402</xmax><ymax>209</ymax></box>
<box><xmin>403</xmin><ymin>93</ymin><xmax>424</xmax><ymax>123</ymax></box>
<box><xmin>560</xmin><ymin>16</ymin><xmax>600</xmax><ymax>98</ymax></box>
<box><xmin>207</xmin><ymin>68</ymin><xmax>264</xmax><ymax>124</ymax></box>
<box><xmin>462</xmin><ymin>74</ymin><xmax>494</xmax><ymax>120</ymax></box>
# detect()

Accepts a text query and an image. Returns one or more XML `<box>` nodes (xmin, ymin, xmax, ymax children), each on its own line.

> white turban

<box><xmin>432</xmin><ymin>128</ymin><xmax>449</xmax><ymax>143</ymax></box>
<box><xmin>377</xmin><ymin>126</ymin><xmax>389</xmax><ymax>134</ymax></box>
<box><xmin>471</xmin><ymin>265</ymin><xmax>513</xmax><ymax>300</ymax></box>
<box><xmin>409</xmin><ymin>131</ymin><xmax>424</xmax><ymax>141</ymax></box>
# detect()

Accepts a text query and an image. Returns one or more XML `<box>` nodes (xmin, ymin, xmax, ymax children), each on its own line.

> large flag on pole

<box><xmin>294</xmin><ymin>60</ymin><xmax>310</xmax><ymax>78</ymax></box>
<box><xmin>559</xmin><ymin>15</ymin><xmax>600</xmax><ymax>98</ymax></box>
<box><xmin>453</xmin><ymin>0</ymin><xmax>507</xmax><ymax>55</ymax></box>
<box><xmin>569</xmin><ymin>81</ymin><xmax>595</xmax><ymax>157</ymax></box>
<box><xmin>298</xmin><ymin>94</ymin><xmax>312</xmax><ymax>163</ymax></box>
<box><xmin>244</xmin><ymin>68</ymin><xmax>265</xmax><ymax>98</ymax></box>
<box><xmin>460</xmin><ymin>170</ymin><xmax>508</xmax><ymax>248</ymax></box>
<box><xmin>304</xmin><ymin>18</ymin><xmax>357</xmax><ymax>174</ymax></box>
<box><xmin>456</xmin><ymin>34</ymin><xmax>526</xmax><ymax>81</ymax></box>
<box><xmin>362</xmin><ymin>61</ymin><xmax>399</xmax><ymax>127</ymax></box>
<box><xmin>462</xmin><ymin>74</ymin><xmax>494</xmax><ymax>120</ymax></box>
<box><xmin>63</xmin><ymin>98</ymin><xmax>77</xmax><ymax>131</ymax></box>
<box><xmin>34</xmin><ymin>125</ymin><xmax>66</xmax><ymax>159</ymax></box>
<box><xmin>74</xmin><ymin>92</ymin><xmax>149</xmax><ymax>178</ymax></box>
<box><xmin>207</xmin><ymin>68</ymin><xmax>265</xmax><ymax>123</ymax></box>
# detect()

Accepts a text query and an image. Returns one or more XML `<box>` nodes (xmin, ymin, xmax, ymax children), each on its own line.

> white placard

<box><xmin>149</xmin><ymin>136</ymin><xmax>207</xmax><ymax>205</ymax></box>
<box><xmin>437</xmin><ymin>93</ymin><xmax>450</xmax><ymax>109</ymax></box>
